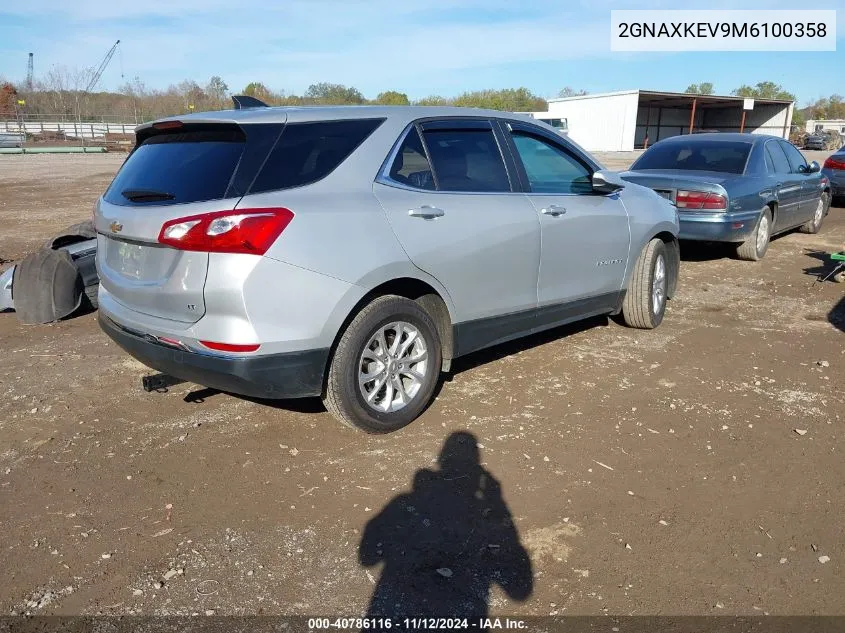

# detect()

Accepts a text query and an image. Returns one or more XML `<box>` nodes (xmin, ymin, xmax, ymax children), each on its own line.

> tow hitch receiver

<box><xmin>141</xmin><ymin>374</ymin><xmax>185</xmax><ymax>393</ymax></box>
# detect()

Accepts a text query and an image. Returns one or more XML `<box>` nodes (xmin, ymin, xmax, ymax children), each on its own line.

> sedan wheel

<box><xmin>800</xmin><ymin>192</ymin><xmax>829</xmax><ymax>234</ymax></box>
<box><xmin>736</xmin><ymin>207</ymin><xmax>772</xmax><ymax>261</ymax></box>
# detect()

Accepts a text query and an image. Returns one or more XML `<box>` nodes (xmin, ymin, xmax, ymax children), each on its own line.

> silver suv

<box><xmin>95</xmin><ymin>104</ymin><xmax>679</xmax><ymax>433</ymax></box>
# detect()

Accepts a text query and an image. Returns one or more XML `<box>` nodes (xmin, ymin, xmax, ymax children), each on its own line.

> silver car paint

<box><xmin>96</xmin><ymin>106</ymin><xmax>677</xmax><ymax>364</ymax></box>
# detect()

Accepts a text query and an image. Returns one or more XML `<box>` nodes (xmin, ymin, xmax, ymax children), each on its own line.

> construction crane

<box><xmin>25</xmin><ymin>53</ymin><xmax>33</xmax><ymax>91</ymax></box>
<box><xmin>85</xmin><ymin>40</ymin><xmax>121</xmax><ymax>93</ymax></box>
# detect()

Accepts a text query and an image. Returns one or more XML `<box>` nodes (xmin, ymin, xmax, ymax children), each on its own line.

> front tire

<box><xmin>622</xmin><ymin>238</ymin><xmax>668</xmax><ymax>330</ymax></box>
<box><xmin>799</xmin><ymin>192</ymin><xmax>829</xmax><ymax>234</ymax></box>
<box><xmin>736</xmin><ymin>207</ymin><xmax>771</xmax><ymax>261</ymax></box>
<box><xmin>323</xmin><ymin>295</ymin><xmax>442</xmax><ymax>433</ymax></box>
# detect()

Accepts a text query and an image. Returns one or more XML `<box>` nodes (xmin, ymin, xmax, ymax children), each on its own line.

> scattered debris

<box><xmin>817</xmin><ymin>360</ymin><xmax>830</xmax><ymax>368</ymax></box>
<box><xmin>101</xmin><ymin>552</ymin><xmax>112</xmax><ymax>559</ymax></box>
<box><xmin>794</xmin><ymin>429</ymin><xmax>808</xmax><ymax>436</ymax></box>
<box><xmin>133</xmin><ymin>589</ymin><xmax>143</xmax><ymax>596</ymax></box>
<box><xmin>163</xmin><ymin>569</ymin><xmax>178</xmax><ymax>581</ymax></box>
<box><xmin>658</xmin><ymin>520</ymin><xmax>669</xmax><ymax>526</ymax></box>
<box><xmin>594</xmin><ymin>460</ymin><xmax>614</xmax><ymax>471</ymax></box>
<box><xmin>153</xmin><ymin>582</ymin><xmax>163</xmax><ymax>590</ymax></box>
<box><xmin>819</xmin><ymin>555</ymin><xmax>831</xmax><ymax>564</ymax></box>
<box><xmin>152</xmin><ymin>528</ymin><xmax>173</xmax><ymax>538</ymax></box>
<box><xmin>780</xmin><ymin>558</ymin><xmax>788</xmax><ymax>564</ymax></box>
<box><xmin>436</xmin><ymin>567</ymin><xmax>453</xmax><ymax>578</ymax></box>
<box><xmin>196</xmin><ymin>580</ymin><xmax>219</xmax><ymax>596</ymax></box>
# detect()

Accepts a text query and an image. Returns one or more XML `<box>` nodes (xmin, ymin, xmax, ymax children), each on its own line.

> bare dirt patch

<box><xmin>0</xmin><ymin>152</ymin><xmax>843</xmax><ymax>617</ymax></box>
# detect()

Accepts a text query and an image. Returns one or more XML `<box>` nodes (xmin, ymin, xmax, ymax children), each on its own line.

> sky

<box><xmin>0</xmin><ymin>0</ymin><xmax>842</xmax><ymax>106</ymax></box>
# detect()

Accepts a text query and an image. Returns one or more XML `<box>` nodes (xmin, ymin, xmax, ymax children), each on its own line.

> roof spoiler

<box><xmin>231</xmin><ymin>95</ymin><xmax>268</xmax><ymax>109</ymax></box>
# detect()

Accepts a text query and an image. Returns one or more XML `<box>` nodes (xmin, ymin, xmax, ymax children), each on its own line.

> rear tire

<box><xmin>799</xmin><ymin>192</ymin><xmax>829</xmax><ymax>234</ymax></box>
<box><xmin>622</xmin><ymin>238</ymin><xmax>668</xmax><ymax>330</ymax></box>
<box><xmin>323</xmin><ymin>295</ymin><xmax>442</xmax><ymax>433</ymax></box>
<box><xmin>736</xmin><ymin>207</ymin><xmax>771</xmax><ymax>261</ymax></box>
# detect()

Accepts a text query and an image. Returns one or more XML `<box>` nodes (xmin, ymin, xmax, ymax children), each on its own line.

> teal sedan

<box><xmin>621</xmin><ymin>133</ymin><xmax>831</xmax><ymax>261</ymax></box>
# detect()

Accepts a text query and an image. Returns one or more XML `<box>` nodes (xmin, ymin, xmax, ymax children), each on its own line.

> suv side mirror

<box><xmin>592</xmin><ymin>170</ymin><xmax>626</xmax><ymax>194</ymax></box>
<box><xmin>808</xmin><ymin>161</ymin><xmax>821</xmax><ymax>173</ymax></box>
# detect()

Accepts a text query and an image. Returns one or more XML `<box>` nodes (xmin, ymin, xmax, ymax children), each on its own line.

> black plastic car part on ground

<box><xmin>9</xmin><ymin>221</ymin><xmax>99</xmax><ymax>324</ymax></box>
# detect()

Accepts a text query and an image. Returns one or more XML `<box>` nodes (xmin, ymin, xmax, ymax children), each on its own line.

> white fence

<box><xmin>0</xmin><ymin>120</ymin><xmax>137</xmax><ymax>139</ymax></box>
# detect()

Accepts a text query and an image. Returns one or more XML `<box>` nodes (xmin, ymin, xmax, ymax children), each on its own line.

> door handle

<box><xmin>541</xmin><ymin>205</ymin><xmax>567</xmax><ymax>217</ymax></box>
<box><xmin>408</xmin><ymin>205</ymin><xmax>445</xmax><ymax>219</ymax></box>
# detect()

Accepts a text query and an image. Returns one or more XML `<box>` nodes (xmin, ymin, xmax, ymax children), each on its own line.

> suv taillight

<box><xmin>823</xmin><ymin>157</ymin><xmax>845</xmax><ymax>170</ymax></box>
<box><xmin>675</xmin><ymin>190</ymin><xmax>727</xmax><ymax>210</ymax></box>
<box><xmin>158</xmin><ymin>208</ymin><xmax>294</xmax><ymax>255</ymax></box>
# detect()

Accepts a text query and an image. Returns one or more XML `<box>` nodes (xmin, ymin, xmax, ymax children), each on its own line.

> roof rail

<box><xmin>231</xmin><ymin>95</ymin><xmax>269</xmax><ymax>109</ymax></box>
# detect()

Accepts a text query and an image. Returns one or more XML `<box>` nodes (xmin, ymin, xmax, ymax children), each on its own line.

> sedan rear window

<box><xmin>104</xmin><ymin>126</ymin><xmax>246</xmax><ymax>206</ymax></box>
<box><xmin>632</xmin><ymin>140</ymin><xmax>751</xmax><ymax>174</ymax></box>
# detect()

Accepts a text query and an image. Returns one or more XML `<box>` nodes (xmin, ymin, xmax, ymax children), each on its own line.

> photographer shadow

<box><xmin>359</xmin><ymin>431</ymin><xmax>533</xmax><ymax>620</ymax></box>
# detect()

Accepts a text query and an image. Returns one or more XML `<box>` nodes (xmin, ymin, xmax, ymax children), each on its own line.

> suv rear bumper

<box><xmin>100</xmin><ymin>314</ymin><xmax>328</xmax><ymax>399</ymax></box>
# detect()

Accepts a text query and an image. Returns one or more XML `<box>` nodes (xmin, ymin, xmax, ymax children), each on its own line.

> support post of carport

<box><xmin>688</xmin><ymin>98</ymin><xmax>697</xmax><ymax>134</ymax></box>
<box><xmin>740</xmin><ymin>109</ymin><xmax>747</xmax><ymax>133</ymax></box>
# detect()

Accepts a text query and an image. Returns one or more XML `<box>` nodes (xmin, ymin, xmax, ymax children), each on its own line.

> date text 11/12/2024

<box><xmin>307</xmin><ymin>617</ymin><xmax>528</xmax><ymax>630</ymax></box>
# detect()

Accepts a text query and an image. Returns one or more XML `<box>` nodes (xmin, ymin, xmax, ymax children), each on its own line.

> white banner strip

<box><xmin>611</xmin><ymin>10</ymin><xmax>837</xmax><ymax>52</ymax></box>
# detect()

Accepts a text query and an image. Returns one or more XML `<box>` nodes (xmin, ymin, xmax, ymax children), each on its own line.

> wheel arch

<box><xmin>322</xmin><ymin>276</ymin><xmax>456</xmax><ymax>392</ymax></box>
<box><xmin>627</xmin><ymin>224</ymin><xmax>679</xmax><ymax>299</ymax></box>
<box><xmin>653</xmin><ymin>231</ymin><xmax>680</xmax><ymax>299</ymax></box>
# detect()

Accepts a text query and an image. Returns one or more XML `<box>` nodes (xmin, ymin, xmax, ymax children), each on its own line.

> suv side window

<box><xmin>422</xmin><ymin>128</ymin><xmax>511</xmax><ymax>192</ymax></box>
<box><xmin>766</xmin><ymin>142</ymin><xmax>792</xmax><ymax>175</ymax></box>
<box><xmin>388</xmin><ymin>127</ymin><xmax>434</xmax><ymax>190</ymax></box>
<box><xmin>779</xmin><ymin>141</ymin><xmax>808</xmax><ymax>173</ymax></box>
<box><xmin>251</xmin><ymin>119</ymin><xmax>383</xmax><ymax>193</ymax></box>
<box><xmin>511</xmin><ymin>131</ymin><xmax>593</xmax><ymax>194</ymax></box>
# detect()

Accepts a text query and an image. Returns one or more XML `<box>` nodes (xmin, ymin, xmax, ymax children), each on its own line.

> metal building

<box><xmin>544</xmin><ymin>89</ymin><xmax>794</xmax><ymax>152</ymax></box>
<box><xmin>805</xmin><ymin>119</ymin><xmax>845</xmax><ymax>134</ymax></box>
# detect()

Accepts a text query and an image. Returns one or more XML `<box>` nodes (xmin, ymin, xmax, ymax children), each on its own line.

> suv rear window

<box><xmin>104</xmin><ymin>126</ymin><xmax>245</xmax><ymax>206</ymax></box>
<box><xmin>632</xmin><ymin>140</ymin><xmax>751</xmax><ymax>174</ymax></box>
<box><xmin>250</xmin><ymin>119</ymin><xmax>384</xmax><ymax>193</ymax></box>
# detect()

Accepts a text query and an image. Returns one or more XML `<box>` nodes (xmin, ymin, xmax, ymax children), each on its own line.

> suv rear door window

<box><xmin>250</xmin><ymin>118</ymin><xmax>384</xmax><ymax>193</ymax></box>
<box><xmin>388</xmin><ymin>128</ymin><xmax>435</xmax><ymax>190</ymax></box>
<box><xmin>104</xmin><ymin>125</ymin><xmax>246</xmax><ymax>206</ymax></box>
<box><xmin>422</xmin><ymin>128</ymin><xmax>510</xmax><ymax>192</ymax></box>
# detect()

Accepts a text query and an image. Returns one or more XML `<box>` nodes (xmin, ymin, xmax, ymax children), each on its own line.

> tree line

<box><xmin>0</xmin><ymin>68</ymin><xmax>569</xmax><ymax>123</ymax></box>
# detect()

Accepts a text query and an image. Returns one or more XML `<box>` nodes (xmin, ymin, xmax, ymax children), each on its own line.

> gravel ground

<box><xmin>0</xmin><ymin>151</ymin><xmax>843</xmax><ymax>617</ymax></box>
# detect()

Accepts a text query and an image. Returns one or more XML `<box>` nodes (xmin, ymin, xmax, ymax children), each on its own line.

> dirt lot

<box><xmin>0</xmin><ymin>152</ymin><xmax>843</xmax><ymax>617</ymax></box>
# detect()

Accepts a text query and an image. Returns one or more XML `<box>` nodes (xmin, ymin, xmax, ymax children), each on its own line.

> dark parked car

<box><xmin>822</xmin><ymin>148</ymin><xmax>845</xmax><ymax>202</ymax></box>
<box><xmin>620</xmin><ymin>134</ymin><xmax>832</xmax><ymax>261</ymax></box>
<box><xmin>805</xmin><ymin>130</ymin><xmax>842</xmax><ymax>151</ymax></box>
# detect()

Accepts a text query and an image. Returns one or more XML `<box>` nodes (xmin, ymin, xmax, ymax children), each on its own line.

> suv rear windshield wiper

<box><xmin>121</xmin><ymin>189</ymin><xmax>176</xmax><ymax>202</ymax></box>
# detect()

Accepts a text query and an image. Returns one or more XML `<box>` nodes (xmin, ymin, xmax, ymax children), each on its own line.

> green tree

<box><xmin>243</xmin><ymin>82</ymin><xmax>272</xmax><ymax>102</ymax></box>
<box><xmin>684</xmin><ymin>82</ymin><xmax>714</xmax><ymax>95</ymax></box>
<box><xmin>806</xmin><ymin>94</ymin><xmax>845</xmax><ymax>120</ymax></box>
<box><xmin>414</xmin><ymin>95</ymin><xmax>450</xmax><ymax>106</ymax></box>
<box><xmin>731</xmin><ymin>81</ymin><xmax>795</xmax><ymax>101</ymax></box>
<box><xmin>304</xmin><ymin>82</ymin><xmax>364</xmax><ymax>104</ymax></box>
<box><xmin>374</xmin><ymin>90</ymin><xmax>410</xmax><ymax>106</ymax></box>
<box><xmin>206</xmin><ymin>76</ymin><xmax>229</xmax><ymax>106</ymax></box>
<box><xmin>452</xmin><ymin>88</ymin><xmax>547</xmax><ymax>112</ymax></box>
<box><xmin>557</xmin><ymin>86</ymin><xmax>588</xmax><ymax>98</ymax></box>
